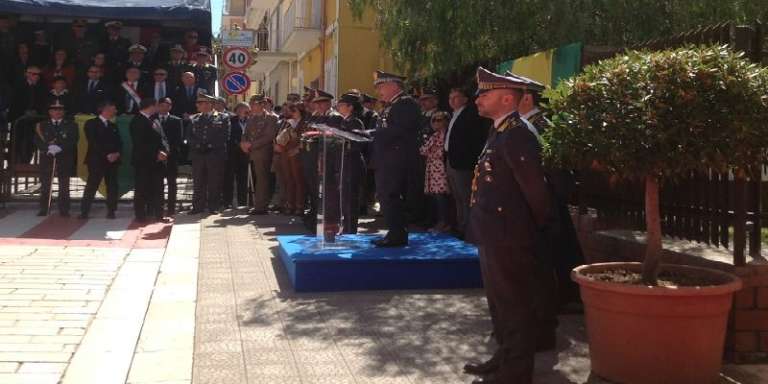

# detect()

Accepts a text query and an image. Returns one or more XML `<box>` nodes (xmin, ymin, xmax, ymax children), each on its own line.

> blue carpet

<box><xmin>277</xmin><ymin>233</ymin><xmax>482</xmax><ymax>292</ymax></box>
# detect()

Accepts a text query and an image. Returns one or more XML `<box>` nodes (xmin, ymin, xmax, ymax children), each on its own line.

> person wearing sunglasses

<box><xmin>419</xmin><ymin>111</ymin><xmax>452</xmax><ymax>233</ymax></box>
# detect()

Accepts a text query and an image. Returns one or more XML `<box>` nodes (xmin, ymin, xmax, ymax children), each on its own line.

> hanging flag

<box><xmin>497</xmin><ymin>43</ymin><xmax>582</xmax><ymax>88</ymax></box>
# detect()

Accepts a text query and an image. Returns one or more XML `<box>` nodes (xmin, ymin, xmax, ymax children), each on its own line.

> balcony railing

<box><xmin>280</xmin><ymin>0</ymin><xmax>322</xmax><ymax>49</ymax></box>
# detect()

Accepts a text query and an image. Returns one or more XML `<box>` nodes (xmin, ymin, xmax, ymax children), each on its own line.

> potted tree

<box><xmin>544</xmin><ymin>45</ymin><xmax>768</xmax><ymax>383</ymax></box>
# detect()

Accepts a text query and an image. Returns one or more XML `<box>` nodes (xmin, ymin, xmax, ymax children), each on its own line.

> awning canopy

<box><xmin>0</xmin><ymin>0</ymin><xmax>211</xmax><ymax>22</ymax></box>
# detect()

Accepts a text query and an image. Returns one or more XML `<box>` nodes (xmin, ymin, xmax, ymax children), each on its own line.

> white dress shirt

<box><xmin>444</xmin><ymin>105</ymin><xmax>465</xmax><ymax>152</ymax></box>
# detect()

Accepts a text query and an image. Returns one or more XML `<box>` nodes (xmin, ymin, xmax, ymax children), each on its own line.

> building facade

<box><xmin>238</xmin><ymin>0</ymin><xmax>394</xmax><ymax>105</ymax></box>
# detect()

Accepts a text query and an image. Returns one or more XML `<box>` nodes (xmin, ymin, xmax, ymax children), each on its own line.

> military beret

<box><xmin>312</xmin><ymin>90</ymin><xmax>334</xmax><ymax>102</ymax></box>
<box><xmin>104</xmin><ymin>21</ymin><xmax>122</xmax><ymax>29</ymax></box>
<box><xmin>48</xmin><ymin>100</ymin><xmax>65</xmax><ymax>110</ymax></box>
<box><xmin>374</xmin><ymin>70</ymin><xmax>406</xmax><ymax>85</ymax></box>
<box><xmin>128</xmin><ymin>44</ymin><xmax>147</xmax><ymax>53</ymax></box>
<box><xmin>476</xmin><ymin>67</ymin><xmax>543</xmax><ymax>95</ymax></box>
<box><xmin>337</xmin><ymin>93</ymin><xmax>362</xmax><ymax>105</ymax></box>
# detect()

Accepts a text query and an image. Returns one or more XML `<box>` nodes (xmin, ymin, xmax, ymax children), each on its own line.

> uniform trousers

<box><xmin>81</xmin><ymin>162</ymin><xmax>119</xmax><ymax>215</ymax></box>
<box><xmin>191</xmin><ymin>152</ymin><xmax>226</xmax><ymax>212</ymax></box>
<box><xmin>249</xmin><ymin>150</ymin><xmax>272</xmax><ymax>211</ymax></box>
<box><xmin>375</xmin><ymin>154</ymin><xmax>408</xmax><ymax>238</ymax></box>
<box><xmin>164</xmin><ymin>160</ymin><xmax>178</xmax><ymax>214</ymax></box>
<box><xmin>223</xmin><ymin>150</ymin><xmax>249</xmax><ymax>207</ymax></box>
<box><xmin>478</xmin><ymin>244</ymin><xmax>538</xmax><ymax>383</ymax></box>
<box><xmin>134</xmin><ymin>163</ymin><xmax>164</xmax><ymax>220</ymax></box>
<box><xmin>39</xmin><ymin>153</ymin><xmax>73</xmax><ymax>214</ymax></box>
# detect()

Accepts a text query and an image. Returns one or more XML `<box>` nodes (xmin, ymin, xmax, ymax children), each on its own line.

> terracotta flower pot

<box><xmin>572</xmin><ymin>262</ymin><xmax>742</xmax><ymax>384</ymax></box>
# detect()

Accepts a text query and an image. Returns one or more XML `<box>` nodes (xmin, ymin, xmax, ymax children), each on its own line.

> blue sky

<box><xmin>211</xmin><ymin>0</ymin><xmax>223</xmax><ymax>36</ymax></box>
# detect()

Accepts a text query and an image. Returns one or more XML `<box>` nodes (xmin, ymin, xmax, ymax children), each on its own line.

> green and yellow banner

<box><xmin>497</xmin><ymin>43</ymin><xmax>582</xmax><ymax>88</ymax></box>
<box><xmin>74</xmin><ymin>114</ymin><xmax>135</xmax><ymax>197</ymax></box>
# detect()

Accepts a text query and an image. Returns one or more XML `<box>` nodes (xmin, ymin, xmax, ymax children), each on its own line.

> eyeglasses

<box><xmin>87</xmin><ymin>70</ymin><xmax>100</xmax><ymax>74</ymax></box>
<box><xmin>431</xmin><ymin>118</ymin><xmax>446</xmax><ymax>122</ymax></box>
<box><xmin>154</xmin><ymin>73</ymin><xmax>167</xmax><ymax>76</ymax></box>
<box><xmin>27</xmin><ymin>72</ymin><xmax>41</xmax><ymax>76</ymax></box>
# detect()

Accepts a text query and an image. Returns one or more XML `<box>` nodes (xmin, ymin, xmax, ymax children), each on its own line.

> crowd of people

<box><xmin>2</xmin><ymin>17</ymin><xmax>585</xmax><ymax>382</ymax></box>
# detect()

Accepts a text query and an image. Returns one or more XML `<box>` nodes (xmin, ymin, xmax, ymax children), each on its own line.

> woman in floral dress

<box><xmin>419</xmin><ymin>111</ymin><xmax>451</xmax><ymax>233</ymax></box>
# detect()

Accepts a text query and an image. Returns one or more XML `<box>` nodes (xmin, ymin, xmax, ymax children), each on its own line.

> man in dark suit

<box><xmin>445</xmin><ymin>87</ymin><xmax>490</xmax><ymax>236</ymax></box>
<box><xmin>463</xmin><ymin>68</ymin><xmax>556</xmax><ymax>384</ymax></box>
<box><xmin>172</xmin><ymin>72</ymin><xmax>202</xmax><ymax>118</ymax></box>
<box><xmin>141</xmin><ymin>68</ymin><xmax>171</xmax><ymax>104</ymax></box>
<box><xmin>80</xmin><ymin>101</ymin><xmax>122</xmax><ymax>219</ymax></box>
<box><xmin>130</xmin><ymin>98</ymin><xmax>168</xmax><ymax>222</ymax></box>
<box><xmin>118</xmin><ymin>67</ymin><xmax>145</xmax><ymax>115</ymax></box>
<box><xmin>155</xmin><ymin>97</ymin><xmax>184</xmax><ymax>215</ymax></box>
<box><xmin>10</xmin><ymin>66</ymin><xmax>48</xmax><ymax>164</ymax></box>
<box><xmin>370</xmin><ymin>70</ymin><xmax>421</xmax><ymax>247</ymax></box>
<box><xmin>223</xmin><ymin>102</ymin><xmax>250</xmax><ymax>208</ymax></box>
<box><xmin>77</xmin><ymin>65</ymin><xmax>112</xmax><ymax>115</ymax></box>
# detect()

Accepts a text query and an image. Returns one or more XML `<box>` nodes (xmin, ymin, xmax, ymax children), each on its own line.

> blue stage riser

<box><xmin>277</xmin><ymin>234</ymin><xmax>482</xmax><ymax>292</ymax></box>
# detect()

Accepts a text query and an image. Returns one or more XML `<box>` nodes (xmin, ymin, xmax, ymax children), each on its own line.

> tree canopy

<box><xmin>348</xmin><ymin>0</ymin><xmax>768</xmax><ymax>79</ymax></box>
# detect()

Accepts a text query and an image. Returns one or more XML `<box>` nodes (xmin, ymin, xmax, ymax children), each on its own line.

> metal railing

<box><xmin>280</xmin><ymin>0</ymin><xmax>322</xmax><ymax>48</ymax></box>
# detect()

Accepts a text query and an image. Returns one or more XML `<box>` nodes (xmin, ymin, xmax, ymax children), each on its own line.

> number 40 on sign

<box><xmin>223</xmin><ymin>47</ymin><xmax>252</xmax><ymax>70</ymax></box>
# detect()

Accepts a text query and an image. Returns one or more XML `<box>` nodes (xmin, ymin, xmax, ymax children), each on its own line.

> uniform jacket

<box><xmin>242</xmin><ymin>112</ymin><xmax>279</xmax><ymax>161</ymax></box>
<box><xmin>187</xmin><ymin>111</ymin><xmax>230</xmax><ymax>158</ymax></box>
<box><xmin>84</xmin><ymin>116</ymin><xmax>122</xmax><ymax>166</ymax></box>
<box><xmin>372</xmin><ymin>92</ymin><xmax>420</xmax><ymax>166</ymax></box>
<box><xmin>129</xmin><ymin>113</ymin><xmax>166</xmax><ymax>167</ymax></box>
<box><xmin>34</xmin><ymin>118</ymin><xmax>79</xmax><ymax>154</ymax></box>
<box><xmin>192</xmin><ymin>64</ymin><xmax>217</xmax><ymax>94</ymax></box>
<box><xmin>467</xmin><ymin>112</ymin><xmax>552</xmax><ymax>247</ymax></box>
<box><xmin>446</xmin><ymin>103</ymin><xmax>490</xmax><ymax>170</ymax></box>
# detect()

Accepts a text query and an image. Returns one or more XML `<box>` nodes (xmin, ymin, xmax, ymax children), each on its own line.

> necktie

<box><xmin>187</xmin><ymin>87</ymin><xmax>193</xmax><ymax>99</ymax></box>
<box><xmin>88</xmin><ymin>80</ymin><xmax>95</xmax><ymax>93</ymax></box>
<box><xmin>160</xmin><ymin>82</ymin><xmax>165</xmax><ymax>99</ymax></box>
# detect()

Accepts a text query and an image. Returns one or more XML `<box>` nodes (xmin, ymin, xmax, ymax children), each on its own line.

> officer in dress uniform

<box><xmin>516</xmin><ymin>75</ymin><xmax>585</xmax><ymax>309</ymax></box>
<box><xmin>463</xmin><ymin>68</ymin><xmax>556</xmax><ymax>384</ymax></box>
<box><xmin>34</xmin><ymin>101</ymin><xmax>79</xmax><ymax>217</ymax></box>
<box><xmin>241</xmin><ymin>94</ymin><xmax>280</xmax><ymax>215</ymax></box>
<box><xmin>335</xmin><ymin>92</ymin><xmax>367</xmax><ymax>234</ymax></box>
<box><xmin>102</xmin><ymin>21</ymin><xmax>131</xmax><ymax>68</ymax></box>
<box><xmin>299</xmin><ymin>90</ymin><xmax>343</xmax><ymax>230</ymax></box>
<box><xmin>192</xmin><ymin>48</ymin><xmax>217</xmax><ymax>95</ymax></box>
<box><xmin>188</xmin><ymin>92</ymin><xmax>230</xmax><ymax>214</ymax></box>
<box><xmin>370</xmin><ymin>70</ymin><xmax>421</xmax><ymax>247</ymax></box>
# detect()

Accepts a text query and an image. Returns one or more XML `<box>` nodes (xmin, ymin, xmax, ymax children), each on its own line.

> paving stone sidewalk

<box><xmin>192</xmin><ymin>211</ymin><xmax>767</xmax><ymax>384</ymax></box>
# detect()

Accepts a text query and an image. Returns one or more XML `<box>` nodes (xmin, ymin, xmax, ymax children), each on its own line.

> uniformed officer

<box><xmin>166</xmin><ymin>45</ymin><xmax>191</xmax><ymax>88</ymax></box>
<box><xmin>187</xmin><ymin>92</ymin><xmax>230</xmax><ymax>214</ymax></box>
<box><xmin>370</xmin><ymin>70</ymin><xmax>421</xmax><ymax>247</ymax></box>
<box><xmin>299</xmin><ymin>90</ymin><xmax>343</xmax><ymax>230</ymax></box>
<box><xmin>517</xmin><ymin>74</ymin><xmax>585</xmax><ymax>310</ymax></box>
<box><xmin>34</xmin><ymin>101</ymin><xmax>79</xmax><ymax>217</ymax></box>
<box><xmin>335</xmin><ymin>92</ymin><xmax>367</xmax><ymax>234</ymax></box>
<box><xmin>192</xmin><ymin>48</ymin><xmax>217</xmax><ymax>94</ymax></box>
<box><xmin>102</xmin><ymin>21</ymin><xmax>130</xmax><ymax>68</ymax></box>
<box><xmin>241</xmin><ymin>94</ymin><xmax>280</xmax><ymax>215</ymax></box>
<box><xmin>463</xmin><ymin>67</ymin><xmax>555</xmax><ymax>384</ymax></box>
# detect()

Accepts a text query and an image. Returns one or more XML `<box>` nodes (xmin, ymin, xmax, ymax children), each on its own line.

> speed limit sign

<box><xmin>223</xmin><ymin>47</ymin><xmax>252</xmax><ymax>70</ymax></box>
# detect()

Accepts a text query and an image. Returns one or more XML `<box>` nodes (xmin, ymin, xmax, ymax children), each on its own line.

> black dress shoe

<box><xmin>471</xmin><ymin>376</ymin><xmax>499</xmax><ymax>384</ymax></box>
<box><xmin>248</xmin><ymin>209</ymin><xmax>267</xmax><ymax>215</ymax></box>
<box><xmin>373</xmin><ymin>237</ymin><xmax>408</xmax><ymax>248</ymax></box>
<box><xmin>106</xmin><ymin>212</ymin><xmax>116</xmax><ymax>219</ymax></box>
<box><xmin>36</xmin><ymin>210</ymin><xmax>48</xmax><ymax>217</ymax></box>
<box><xmin>59</xmin><ymin>212</ymin><xmax>70</xmax><ymax>218</ymax></box>
<box><xmin>187</xmin><ymin>209</ymin><xmax>203</xmax><ymax>215</ymax></box>
<box><xmin>77</xmin><ymin>213</ymin><xmax>89</xmax><ymax>220</ymax></box>
<box><xmin>208</xmin><ymin>210</ymin><xmax>219</xmax><ymax>215</ymax></box>
<box><xmin>464</xmin><ymin>352</ymin><xmax>501</xmax><ymax>375</ymax></box>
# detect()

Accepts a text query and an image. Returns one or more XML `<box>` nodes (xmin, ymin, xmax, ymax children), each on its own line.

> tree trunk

<box><xmin>642</xmin><ymin>175</ymin><xmax>662</xmax><ymax>285</ymax></box>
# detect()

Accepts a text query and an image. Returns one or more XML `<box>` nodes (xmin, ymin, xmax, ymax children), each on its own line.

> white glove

<box><xmin>47</xmin><ymin>144</ymin><xmax>62</xmax><ymax>156</ymax></box>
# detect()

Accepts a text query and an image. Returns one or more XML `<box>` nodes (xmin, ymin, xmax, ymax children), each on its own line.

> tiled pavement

<box><xmin>0</xmin><ymin>205</ymin><xmax>766</xmax><ymax>383</ymax></box>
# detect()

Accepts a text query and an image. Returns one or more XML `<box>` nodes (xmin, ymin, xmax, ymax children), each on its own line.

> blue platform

<box><xmin>277</xmin><ymin>233</ymin><xmax>482</xmax><ymax>292</ymax></box>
